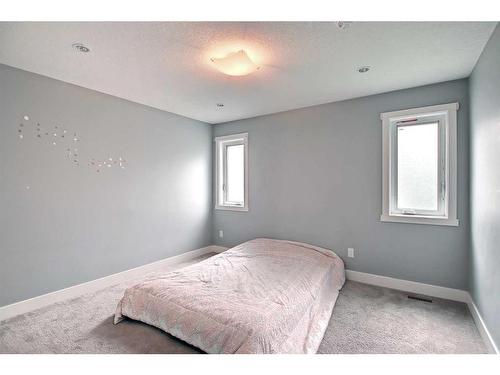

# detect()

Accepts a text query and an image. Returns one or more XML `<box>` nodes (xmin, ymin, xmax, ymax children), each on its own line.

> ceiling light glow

<box><xmin>210</xmin><ymin>50</ymin><xmax>259</xmax><ymax>77</ymax></box>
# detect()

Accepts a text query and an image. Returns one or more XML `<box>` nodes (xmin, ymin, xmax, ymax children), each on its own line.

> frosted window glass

<box><xmin>226</xmin><ymin>144</ymin><xmax>244</xmax><ymax>204</ymax></box>
<box><xmin>397</xmin><ymin>123</ymin><xmax>438</xmax><ymax>211</ymax></box>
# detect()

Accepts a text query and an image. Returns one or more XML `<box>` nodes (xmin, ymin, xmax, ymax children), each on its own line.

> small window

<box><xmin>215</xmin><ymin>133</ymin><xmax>248</xmax><ymax>211</ymax></box>
<box><xmin>381</xmin><ymin>103</ymin><xmax>458</xmax><ymax>226</ymax></box>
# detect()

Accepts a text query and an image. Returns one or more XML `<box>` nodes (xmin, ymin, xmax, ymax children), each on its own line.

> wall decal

<box><xmin>17</xmin><ymin>114</ymin><xmax>128</xmax><ymax>174</ymax></box>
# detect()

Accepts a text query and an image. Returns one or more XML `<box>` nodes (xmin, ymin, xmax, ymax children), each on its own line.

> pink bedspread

<box><xmin>114</xmin><ymin>238</ymin><xmax>345</xmax><ymax>353</ymax></box>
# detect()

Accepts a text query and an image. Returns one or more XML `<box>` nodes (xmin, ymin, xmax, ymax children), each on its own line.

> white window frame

<box><xmin>214</xmin><ymin>133</ymin><xmax>249</xmax><ymax>211</ymax></box>
<box><xmin>381</xmin><ymin>103</ymin><xmax>459</xmax><ymax>226</ymax></box>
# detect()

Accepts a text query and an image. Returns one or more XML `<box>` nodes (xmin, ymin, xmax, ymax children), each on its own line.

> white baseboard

<box><xmin>1</xmin><ymin>244</ymin><xmax>496</xmax><ymax>354</ymax></box>
<box><xmin>205</xmin><ymin>245</ymin><xmax>227</xmax><ymax>254</ymax></box>
<box><xmin>466</xmin><ymin>297</ymin><xmax>499</xmax><ymax>354</ymax></box>
<box><xmin>345</xmin><ymin>270</ymin><xmax>470</xmax><ymax>302</ymax></box>
<box><xmin>0</xmin><ymin>245</ymin><xmax>225</xmax><ymax>322</ymax></box>
<box><xmin>345</xmin><ymin>269</ymin><xmax>498</xmax><ymax>354</ymax></box>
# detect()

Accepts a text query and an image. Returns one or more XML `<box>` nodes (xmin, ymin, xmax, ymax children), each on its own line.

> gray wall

<box><xmin>0</xmin><ymin>64</ymin><xmax>213</xmax><ymax>306</ymax></box>
<box><xmin>213</xmin><ymin>79</ymin><xmax>470</xmax><ymax>289</ymax></box>
<box><xmin>469</xmin><ymin>24</ymin><xmax>500</xmax><ymax>348</ymax></box>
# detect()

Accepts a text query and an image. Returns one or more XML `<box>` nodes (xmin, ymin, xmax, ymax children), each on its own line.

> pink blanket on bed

<box><xmin>114</xmin><ymin>238</ymin><xmax>345</xmax><ymax>353</ymax></box>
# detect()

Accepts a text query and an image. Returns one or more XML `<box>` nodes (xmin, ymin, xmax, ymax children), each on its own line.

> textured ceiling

<box><xmin>0</xmin><ymin>22</ymin><xmax>496</xmax><ymax>123</ymax></box>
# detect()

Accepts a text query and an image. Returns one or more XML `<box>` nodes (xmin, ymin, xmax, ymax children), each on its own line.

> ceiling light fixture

<box><xmin>210</xmin><ymin>50</ymin><xmax>259</xmax><ymax>77</ymax></box>
<box><xmin>357</xmin><ymin>66</ymin><xmax>371</xmax><ymax>73</ymax></box>
<box><xmin>72</xmin><ymin>43</ymin><xmax>90</xmax><ymax>53</ymax></box>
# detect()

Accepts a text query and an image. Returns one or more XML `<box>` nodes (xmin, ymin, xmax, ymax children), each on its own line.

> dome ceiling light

<box><xmin>210</xmin><ymin>50</ymin><xmax>260</xmax><ymax>77</ymax></box>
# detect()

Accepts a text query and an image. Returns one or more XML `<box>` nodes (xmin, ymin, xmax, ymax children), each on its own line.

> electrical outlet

<box><xmin>218</xmin><ymin>230</ymin><xmax>224</xmax><ymax>238</ymax></box>
<box><xmin>348</xmin><ymin>248</ymin><xmax>355</xmax><ymax>258</ymax></box>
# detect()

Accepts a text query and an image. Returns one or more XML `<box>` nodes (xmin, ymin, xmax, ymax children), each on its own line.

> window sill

<box><xmin>380</xmin><ymin>214</ymin><xmax>459</xmax><ymax>227</ymax></box>
<box><xmin>215</xmin><ymin>205</ymin><xmax>249</xmax><ymax>212</ymax></box>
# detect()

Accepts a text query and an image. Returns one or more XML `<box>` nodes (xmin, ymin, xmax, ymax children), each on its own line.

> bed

<box><xmin>114</xmin><ymin>238</ymin><xmax>345</xmax><ymax>354</ymax></box>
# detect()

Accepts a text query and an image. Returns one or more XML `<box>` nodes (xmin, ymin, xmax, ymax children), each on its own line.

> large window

<box><xmin>215</xmin><ymin>133</ymin><xmax>248</xmax><ymax>211</ymax></box>
<box><xmin>381</xmin><ymin>103</ymin><xmax>458</xmax><ymax>226</ymax></box>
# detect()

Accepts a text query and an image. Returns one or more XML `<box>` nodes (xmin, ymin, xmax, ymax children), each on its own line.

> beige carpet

<box><xmin>0</xmin><ymin>252</ymin><xmax>487</xmax><ymax>354</ymax></box>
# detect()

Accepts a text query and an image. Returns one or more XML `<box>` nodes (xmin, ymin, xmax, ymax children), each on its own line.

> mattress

<box><xmin>114</xmin><ymin>238</ymin><xmax>345</xmax><ymax>353</ymax></box>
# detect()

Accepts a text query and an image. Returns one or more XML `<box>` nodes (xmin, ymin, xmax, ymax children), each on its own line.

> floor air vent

<box><xmin>407</xmin><ymin>295</ymin><xmax>433</xmax><ymax>303</ymax></box>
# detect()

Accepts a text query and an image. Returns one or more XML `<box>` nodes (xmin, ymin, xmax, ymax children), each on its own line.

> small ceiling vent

<box><xmin>336</xmin><ymin>21</ymin><xmax>353</xmax><ymax>30</ymax></box>
<box><xmin>72</xmin><ymin>43</ymin><xmax>90</xmax><ymax>53</ymax></box>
